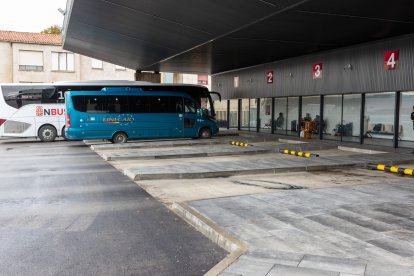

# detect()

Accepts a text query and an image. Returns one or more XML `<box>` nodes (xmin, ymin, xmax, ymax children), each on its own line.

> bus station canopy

<box><xmin>62</xmin><ymin>0</ymin><xmax>414</xmax><ymax>74</ymax></box>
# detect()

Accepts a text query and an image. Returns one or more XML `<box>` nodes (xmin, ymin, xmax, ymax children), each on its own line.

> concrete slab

<box><xmin>298</xmin><ymin>255</ymin><xmax>366</xmax><ymax>275</ymax></box>
<box><xmin>267</xmin><ymin>264</ymin><xmax>339</xmax><ymax>276</ymax></box>
<box><xmin>101</xmin><ymin>145</ymin><xmax>273</xmax><ymax>161</ymax></box>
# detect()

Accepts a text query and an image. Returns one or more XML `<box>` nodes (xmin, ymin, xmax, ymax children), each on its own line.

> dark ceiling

<box><xmin>62</xmin><ymin>0</ymin><xmax>414</xmax><ymax>75</ymax></box>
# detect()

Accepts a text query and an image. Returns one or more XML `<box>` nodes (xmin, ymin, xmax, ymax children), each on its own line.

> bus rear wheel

<box><xmin>112</xmin><ymin>132</ymin><xmax>128</xmax><ymax>144</ymax></box>
<box><xmin>38</xmin><ymin>125</ymin><xmax>57</xmax><ymax>142</ymax></box>
<box><xmin>199</xmin><ymin>127</ymin><xmax>212</xmax><ymax>139</ymax></box>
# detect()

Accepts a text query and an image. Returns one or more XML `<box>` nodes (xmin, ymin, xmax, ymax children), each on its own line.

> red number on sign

<box><xmin>267</xmin><ymin>71</ymin><xmax>273</xmax><ymax>84</ymax></box>
<box><xmin>384</xmin><ymin>50</ymin><xmax>399</xmax><ymax>70</ymax></box>
<box><xmin>313</xmin><ymin>63</ymin><xmax>322</xmax><ymax>79</ymax></box>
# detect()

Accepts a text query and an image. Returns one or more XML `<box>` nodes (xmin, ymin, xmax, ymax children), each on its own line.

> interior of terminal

<box><xmin>215</xmin><ymin>91</ymin><xmax>414</xmax><ymax>148</ymax></box>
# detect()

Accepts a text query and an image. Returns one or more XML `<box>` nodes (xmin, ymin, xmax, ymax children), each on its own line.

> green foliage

<box><xmin>40</xmin><ymin>25</ymin><xmax>62</xmax><ymax>35</ymax></box>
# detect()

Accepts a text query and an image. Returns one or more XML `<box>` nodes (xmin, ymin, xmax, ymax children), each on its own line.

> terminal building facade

<box><xmin>61</xmin><ymin>0</ymin><xmax>414</xmax><ymax>148</ymax></box>
<box><xmin>212</xmin><ymin>34</ymin><xmax>414</xmax><ymax>149</ymax></box>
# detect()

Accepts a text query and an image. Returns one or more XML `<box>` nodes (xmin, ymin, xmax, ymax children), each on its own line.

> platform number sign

<box><xmin>384</xmin><ymin>50</ymin><xmax>399</xmax><ymax>70</ymax></box>
<box><xmin>313</xmin><ymin>63</ymin><xmax>322</xmax><ymax>79</ymax></box>
<box><xmin>266</xmin><ymin>71</ymin><xmax>274</xmax><ymax>84</ymax></box>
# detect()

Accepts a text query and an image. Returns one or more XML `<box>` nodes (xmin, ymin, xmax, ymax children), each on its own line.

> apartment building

<box><xmin>0</xmin><ymin>30</ymin><xmax>135</xmax><ymax>83</ymax></box>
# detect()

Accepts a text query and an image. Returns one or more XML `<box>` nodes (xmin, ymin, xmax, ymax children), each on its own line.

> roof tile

<box><xmin>0</xmin><ymin>30</ymin><xmax>62</xmax><ymax>45</ymax></box>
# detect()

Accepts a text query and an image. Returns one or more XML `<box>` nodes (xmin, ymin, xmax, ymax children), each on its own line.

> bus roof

<box><xmin>0</xmin><ymin>80</ymin><xmax>210</xmax><ymax>90</ymax></box>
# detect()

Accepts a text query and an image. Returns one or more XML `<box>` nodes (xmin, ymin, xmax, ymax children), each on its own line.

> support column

<box><xmin>135</xmin><ymin>70</ymin><xmax>161</xmax><ymax>83</ymax></box>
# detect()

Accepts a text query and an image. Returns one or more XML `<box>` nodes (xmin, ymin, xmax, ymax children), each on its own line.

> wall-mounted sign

<box><xmin>266</xmin><ymin>71</ymin><xmax>274</xmax><ymax>84</ymax></box>
<box><xmin>197</xmin><ymin>74</ymin><xmax>208</xmax><ymax>85</ymax></box>
<box><xmin>384</xmin><ymin>50</ymin><xmax>399</xmax><ymax>70</ymax></box>
<box><xmin>234</xmin><ymin>76</ymin><xmax>239</xmax><ymax>88</ymax></box>
<box><xmin>313</xmin><ymin>63</ymin><xmax>322</xmax><ymax>79</ymax></box>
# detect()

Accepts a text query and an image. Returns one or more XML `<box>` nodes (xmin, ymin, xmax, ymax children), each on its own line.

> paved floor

<box><xmin>0</xmin><ymin>139</ymin><xmax>226</xmax><ymax>276</ymax></box>
<box><xmin>189</xmin><ymin>180</ymin><xmax>414</xmax><ymax>275</ymax></box>
<box><xmin>87</xmin><ymin>132</ymin><xmax>414</xmax><ymax>275</ymax></box>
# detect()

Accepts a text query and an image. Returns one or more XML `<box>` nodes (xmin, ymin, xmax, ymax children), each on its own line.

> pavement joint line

<box><xmin>338</xmin><ymin>146</ymin><xmax>388</xmax><ymax>155</ymax></box>
<box><xmin>171</xmin><ymin>202</ymin><xmax>247</xmax><ymax>276</ymax></box>
<box><xmin>102</xmin><ymin>149</ymin><xmax>274</xmax><ymax>161</ymax></box>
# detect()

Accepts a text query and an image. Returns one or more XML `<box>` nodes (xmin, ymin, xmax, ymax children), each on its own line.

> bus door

<box><xmin>183</xmin><ymin>97</ymin><xmax>198</xmax><ymax>137</ymax></box>
<box><xmin>83</xmin><ymin>95</ymin><xmax>107</xmax><ymax>138</ymax></box>
<box><xmin>146</xmin><ymin>96</ymin><xmax>183</xmax><ymax>138</ymax></box>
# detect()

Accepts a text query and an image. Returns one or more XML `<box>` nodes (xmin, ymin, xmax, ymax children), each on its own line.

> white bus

<box><xmin>0</xmin><ymin>80</ymin><xmax>219</xmax><ymax>142</ymax></box>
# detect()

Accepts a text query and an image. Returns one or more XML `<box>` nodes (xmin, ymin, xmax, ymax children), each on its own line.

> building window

<box><xmin>19</xmin><ymin>50</ymin><xmax>43</xmax><ymax>71</ymax></box>
<box><xmin>115</xmin><ymin>65</ymin><xmax>126</xmax><ymax>71</ymax></box>
<box><xmin>52</xmin><ymin>52</ymin><xmax>75</xmax><ymax>71</ymax></box>
<box><xmin>91</xmin><ymin>58</ymin><xmax>103</xmax><ymax>69</ymax></box>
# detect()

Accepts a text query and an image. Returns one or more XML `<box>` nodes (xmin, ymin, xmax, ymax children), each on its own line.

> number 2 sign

<box><xmin>266</xmin><ymin>71</ymin><xmax>274</xmax><ymax>84</ymax></box>
<box><xmin>313</xmin><ymin>63</ymin><xmax>322</xmax><ymax>79</ymax></box>
<box><xmin>384</xmin><ymin>50</ymin><xmax>399</xmax><ymax>70</ymax></box>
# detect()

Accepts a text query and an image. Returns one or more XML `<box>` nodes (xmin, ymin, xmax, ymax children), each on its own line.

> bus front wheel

<box><xmin>38</xmin><ymin>125</ymin><xmax>57</xmax><ymax>142</ymax></box>
<box><xmin>199</xmin><ymin>127</ymin><xmax>212</xmax><ymax>139</ymax></box>
<box><xmin>112</xmin><ymin>132</ymin><xmax>128</xmax><ymax>144</ymax></box>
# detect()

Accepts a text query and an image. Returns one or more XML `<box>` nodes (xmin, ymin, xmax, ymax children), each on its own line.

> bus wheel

<box><xmin>38</xmin><ymin>125</ymin><xmax>57</xmax><ymax>142</ymax></box>
<box><xmin>61</xmin><ymin>127</ymin><xmax>67</xmax><ymax>140</ymax></box>
<box><xmin>199</xmin><ymin>127</ymin><xmax>211</xmax><ymax>139</ymax></box>
<box><xmin>112</xmin><ymin>132</ymin><xmax>128</xmax><ymax>144</ymax></box>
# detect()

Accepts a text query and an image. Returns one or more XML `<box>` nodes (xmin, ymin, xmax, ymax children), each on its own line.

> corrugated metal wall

<box><xmin>212</xmin><ymin>34</ymin><xmax>414</xmax><ymax>99</ymax></box>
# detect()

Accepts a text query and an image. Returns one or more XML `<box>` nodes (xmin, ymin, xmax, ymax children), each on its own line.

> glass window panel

<box><xmin>323</xmin><ymin>95</ymin><xmax>342</xmax><ymax>141</ymax></box>
<box><xmin>72</xmin><ymin>96</ymin><xmax>86</xmax><ymax>112</ymax></box>
<box><xmin>274</xmin><ymin>98</ymin><xmax>287</xmax><ymax>135</ymax></box>
<box><xmin>85</xmin><ymin>96</ymin><xmax>106</xmax><ymax>113</ymax></box>
<box><xmin>364</xmin><ymin>92</ymin><xmax>395</xmax><ymax>146</ymax></box>
<box><xmin>59</xmin><ymin>53</ymin><xmax>66</xmax><ymax>71</ymax></box>
<box><xmin>229</xmin><ymin>99</ymin><xmax>238</xmax><ymax>128</ymax></box>
<box><xmin>249</xmin><ymin>99</ymin><xmax>257</xmax><ymax>131</ymax></box>
<box><xmin>287</xmin><ymin>97</ymin><xmax>299</xmax><ymax>136</ymax></box>
<box><xmin>51</xmin><ymin>52</ymin><xmax>59</xmax><ymax>71</ymax></box>
<box><xmin>107</xmin><ymin>96</ymin><xmax>129</xmax><ymax>113</ymax></box>
<box><xmin>399</xmin><ymin>92</ymin><xmax>414</xmax><ymax>144</ymax></box>
<box><xmin>259</xmin><ymin>98</ymin><xmax>272</xmax><ymax>133</ymax></box>
<box><xmin>214</xmin><ymin>100</ymin><xmax>228</xmax><ymax>128</ymax></box>
<box><xmin>240</xmin><ymin>99</ymin><xmax>249</xmax><ymax>130</ymax></box>
<box><xmin>129</xmin><ymin>96</ymin><xmax>149</xmax><ymax>113</ymax></box>
<box><xmin>184</xmin><ymin>98</ymin><xmax>196</xmax><ymax>114</ymax></box>
<box><xmin>67</xmin><ymin>53</ymin><xmax>75</xmax><ymax>71</ymax></box>
<box><xmin>342</xmin><ymin>94</ymin><xmax>361</xmax><ymax>142</ymax></box>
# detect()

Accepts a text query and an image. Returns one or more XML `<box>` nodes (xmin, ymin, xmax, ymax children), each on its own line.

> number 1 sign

<box><xmin>384</xmin><ymin>50</ymin><xmax>399</xmax><ymax>70</ymax></box>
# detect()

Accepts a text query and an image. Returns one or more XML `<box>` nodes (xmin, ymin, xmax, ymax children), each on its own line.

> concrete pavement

<box><xmin>88</xmin><ymin>131</ymin><xmax>414</xmax><ymax>275</ymax></box>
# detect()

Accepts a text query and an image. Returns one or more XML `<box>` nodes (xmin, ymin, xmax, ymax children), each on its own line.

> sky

<box><xmin>0</xmin><ymin>0</ymin><xmax>68</xmax><ymax>33</ymax></box>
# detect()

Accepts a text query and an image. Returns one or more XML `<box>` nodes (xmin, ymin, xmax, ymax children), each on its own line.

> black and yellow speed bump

<box><xmin>279</xmin><ymin>149</ymin><xmax>319</xmax><ymax>158</ymax></box>
<box><xmin>368</xmin><ymin>164</ymin><xmax>414</xmax><ymax>176</ymax></box>
<box><xmin>230</xmin><ymin>141</ymin><xmax>253</xmax><ymax>147</ymax></box>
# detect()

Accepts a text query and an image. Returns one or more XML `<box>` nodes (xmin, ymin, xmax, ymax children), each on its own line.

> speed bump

<box><xmin>279</xmin><ymin>149</ymin><xmax>319</xmax><ymax>158</ymax></box>
<box><xmin>230</xmin><ymin>141</ymin><xmax>252</xmax><ymax>147</ymax></box>
<box><xmin>368</xmin><ymin>164</ymin><xmax>414</xmax><ymax>176</ymax></box>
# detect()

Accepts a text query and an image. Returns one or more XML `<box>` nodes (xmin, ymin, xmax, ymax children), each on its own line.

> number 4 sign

<box><xmin>384</xmin><ymin>50</ymin><xmax>399</xmax><ymax>70</ymax></box>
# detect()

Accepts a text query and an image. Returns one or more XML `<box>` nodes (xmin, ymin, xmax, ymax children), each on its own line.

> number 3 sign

<box><xmin>313</xmin><ymin>63</ymin><xmax>322</xmax><ymax>79</ymax></box>
<box><xmin>384</xmin><ymin>50</ymin><xmax>399</xmax><ymax>70</ymax></box>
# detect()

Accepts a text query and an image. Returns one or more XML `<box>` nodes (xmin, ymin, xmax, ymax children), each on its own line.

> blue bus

<box><xmin>65</xmin><ymin>87</ymin><xmax>219</xmax><ymax>143</ymax></box>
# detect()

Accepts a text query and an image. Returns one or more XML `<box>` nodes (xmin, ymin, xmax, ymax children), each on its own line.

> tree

<box><xmin>41</xmin><ymin>25</ymin><xmax>62</xmax><ymax>35</ymax></box>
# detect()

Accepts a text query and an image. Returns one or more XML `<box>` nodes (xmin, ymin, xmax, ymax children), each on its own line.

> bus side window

<box><xmin>184</xmin><ymin>98</ymin><xmax>196</xmax><ymax>114</ymax></box>
<box><xmin>129</xmin><ymin>96</ymin><xmax>150</xmax><ymax>113</ymax></box>
<box><xmin>72</xmin><ymin>96</ymin><xmax>86</xmax><ymax>112</ymax></box>
<box><xmin>41</xmin><ymin>88</ymin><xmax>62</xmax><ymax>104</ymax></box>
<box><xmin>107</xmin><ymin>96</ymin><xmax>128</xmax><ymax>113</ymax></box>
<box><xmin>172</xmin><ymin>96</ymin><xmax>183</xmax><ymax>113</ymax></box>
<box><xmin>85</xmin><ymin>96</ymin><xmax>106</xmax><ymax>113</ymax></box>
